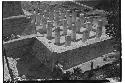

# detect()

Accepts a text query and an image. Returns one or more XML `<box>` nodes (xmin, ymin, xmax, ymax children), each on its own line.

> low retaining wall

<box><xmin>3</xmin><ymin>36</ymin><xmax>115</xmax><ymax>71</ymax></box>
<box><xmin>51</xmin><ymin>39</ymin><xmax>114</xmax><ymax>70</ymax></box>
<box><xmin>32</xmin><ymin>39</ymin><xmax>52</xmax><ymax>64</ymax></box>
<box><xmin>33</xmin><ymin>38</ymin><xmax>114</xmax><ymax>70</ymax></box>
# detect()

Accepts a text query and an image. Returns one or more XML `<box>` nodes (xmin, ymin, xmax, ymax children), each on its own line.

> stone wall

<box><xmin>32</xmin><ymin>39</ymin><xmax>52</xmax><ymax>64</ymax></box>
<box><xmin>3</xmin><ymin>37</ymin><xmax>115</xmax><ymax>71</ymax></box>
<box><xmin>29</xmin><ymin>38</ymin><xmax>115</xmax><ymax>70</ymax></box>
<box><xmin>51</xmin><ymin>39</ymin><xmax>114</xmax><ymax>70</ymax></box>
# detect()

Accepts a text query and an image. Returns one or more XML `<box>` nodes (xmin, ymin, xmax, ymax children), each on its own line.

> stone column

<box><xmin>44</xmin><ymin>11</ymin><xmax>49</xmax><ymax>19</ymax></box>
<box><xmin>42</xmin><ymin>16</ymin><xmax>47</xmax><ymax>31</ymax></box>
<box><xmin>61</xmin><ymin>12</ymin><xmax>65</xmax><ymax>20</ymax></box>
<box><xmin>81</xmin><ymin>22</ymin><xmax>91</xmax><ymax>42</ymax></box>
<box><xmin>96</xmin><ymin>20</ymin><xmax>103</xmax><ymax>38</ymax></box>
<box><xmin>82</xmin><ymin>29</ymin><xmax>89</xmax><ymax>43</ymax></box>
<box><xmin>102</xmin><ymin>17</ymin><xmax>108</xmax><ymax>35</ymax></box>
<box><xmin>63</xmin><ymin>19</ymin><xmax>67</xmax><ymax>35</ymax></box>
<box><xmin>88</xmin><ymin>17</ymin><xmax>93</xmax><ymax>30</ymax></box>
<box><xmin>72</xmin><ymin>11</ymin><xmax>76</xmax><ymax>24</ymax></box>
<box><xmin>60</xmin><ymin>12</ymin><xmax>65</xmax><ymax>26</ymax></box>
<box><xmin>76</xmin><ymin>17</ymin><xmax>81</xmax><ymax>33</ymax></box>
<box><xmin>80</xmin><ymin>13</ymin><xmax>85</xmax><ymax>28</ymax></box>
<box><xmin>40</xmin><ymin>14</ymin><xmax>44</xmax><ymax>25</ymax></box>
<box><xmin>55</xmin><ymin>27</ymin><xmax>60</xmax><ymax>45</ymax></box>
<box><xmin>49</xmin><ymin>12</ymin><xmax>54</xmax><ymax>22</ymax></box>
<box><xmin>67</xmin><ymin>15</ymin><xmax>72</xmax><ymax>29</ymax></box>
<box><xmin>88</xmin><ymin>17</ymin><xmax>93</xmax><ymax>23</ymax></box>
<box><xmin>65</xmin><ymin>35</ymin><xmax>71</xmax><ymax>46</ymax></box>
<box><xmin>54</xmin><ymin>12</ymin><xmax>60</xmax><ymax>27</ymax></box>
<box><xmin>86</xmin><ymin>22</ymin><xmax>91</xmax><ymax>33</ymax></box>
<box><xmin>31</xmin><ymin>14</ymin><xmax>36</xmax><ymax>25</ymax></box>
<box><xmin>36</xmin><ymin>13</ymin><xmax>41</xmax><ymax>26</ymax></box>
<box><xmin>47</xmin><ymin>21</ymin><xmax>52</xmax><ymax>39</ymax></box>
<box><xmin>71</xmin><ymin>23</ymin><xmax>76</xmax><ymax>41</ymax></box>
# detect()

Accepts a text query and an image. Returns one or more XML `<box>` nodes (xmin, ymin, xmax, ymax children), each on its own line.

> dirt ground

<box><xmin>16</xmin><ymin>52</ymin><xmax>52</xmax><ymax>79</ymax></box>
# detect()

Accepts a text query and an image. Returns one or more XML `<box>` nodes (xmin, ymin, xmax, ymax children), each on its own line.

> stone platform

<box><xmin>33</xmin><ymin>36</ymin><xmax>114</xmax><ymax>70</ymax></box>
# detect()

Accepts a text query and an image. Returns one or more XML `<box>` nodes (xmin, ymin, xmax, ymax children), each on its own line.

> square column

<box><xmin>42</xmin><ymin>16</ymin><xmax>47</xmax><ymax>31</ymax></box>
<box><xmin>101</xmin><ymin>17</ymin><xmax>108</xmax><ymax>35</ymax></box>
<box><xmin>72</xmin><ymin>11</ymin><xmax>76</xmax><ymax>24</ymax></box>
<box><xmin>62</xmin><ymin>19</ymin><xmax>68</xmax><ymax>35</ymax></box>
<box><xmin>86</xmin><ymin>22</ymin><xmax>91</xmax><ymax>33</ymax></box>
<box><xmin>71</xmin><ymin>23</ymin><xmax>76</xmax><ymax>41</ymax></box>
<box><xmin>36</xmin><ymin>13</ymin><xmax>41</xmax><ymax>26</ymax></box>
<box><xmin>65</xmin><ymin>35</ymin><xmax>71</xmax><ymax>46</ymax></box>
<box><xmin>80</xmin><ymin>13</ymin><xmax>85</xmax><ymax>28</ymax></box>
<box><xmin>88</xmin><ymin>17</ymin><xmax>93</xmax><ymax>23</ymax></box>
<box><xmin>49</xmin><ymin>12</ymin><xmax>54</xmax><ymax>22</ymax></box>
<box><xmin>55</xmin><ymin>27</ymin><xmax>61</xmax><ymax>45</ymax></box>
<box><xmin>54</xmin><ymin>12</ymin><xmax>61</xmax><ymax>27</ymax></box>
<box><xmin>31</xmin><ymin>14</ymin><xmax>36</xmax><ymax>24</ymax></box>
<box><xmin>54</xmin><ymin>11</ymin><xmax>60</xmax><ymax>22</ymax></box>
<box><xmin>47</xmin><ymin>21</ymin><xmax>53</xmax><ymax>40</ymax></box>
<box><xmin>96</xmin><ymin>20</ymin><xmax>103</xmax><ymax>38</ymax></box>
<box><xmin>60</xmin><ymin>12</ymin><xmax>65</xmax><ymax>21</ymax></box>
<box><xmin>76</xmin><ymin>17</ymin><xmax>81</xmax><ymax>33</ymax></box>
<box><xmin>40</xmin><ymin>14</ymin><xmax>44</xmax><ymax>25</ymax></box>
<box><xmin>38</xmin><ymin>15</ymin><xmax>47</xmax><ymax>34</ymax></box>
<box><xmin>67</xmin><ymin>15</ymin><xmax>72</xmax><ymax>29</ymax></box>
<box><xmin>82</xmin><ymin>29</ymin><xmax>89</xmax><ymax>43</ymax></box>
<box><xmin>88</xmin><ymin>17</ymin><xmax>93</xmax><ymax>30</ymax></box>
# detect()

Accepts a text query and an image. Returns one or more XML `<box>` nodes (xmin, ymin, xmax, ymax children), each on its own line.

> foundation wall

<box><xmin>52</xmin><ymin>39</ymin><xmax>115</xmax><ymax>70</ymax></box>
<box><xmin>32</xmin><ymin>39</ymin><xmax>52</xmax><ymax>64</ymax></box>
<box><xmin>3</xmin><ymin>36</ymin><xmax>115</xmax><ymax>71</ymax></box>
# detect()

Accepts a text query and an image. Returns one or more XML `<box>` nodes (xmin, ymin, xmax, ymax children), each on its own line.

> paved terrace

<box><xmin>3</xmin><ymin>30</ymin><xmax>111</xmax><ymax>54</ymax></box>
<box><xmin>36</xmin><ymin>27</ymin><xmax>111</xmax><ymax>53</ymax></box>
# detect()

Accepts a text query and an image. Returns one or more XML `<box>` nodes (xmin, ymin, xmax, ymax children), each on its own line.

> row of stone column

<box><xmin>44</xmin><ymin>17</ymin><xmax>103</xmax><ymax>46</ymax></box>
<box><xmin>63</xmin><ymin>19</ymin><xmax>103</xmax><ymax>46</ymax></box>
<box><xmin>31</xmin><ymin>10</ymin><xmax>104</xmax><ymax>46</ymax></box>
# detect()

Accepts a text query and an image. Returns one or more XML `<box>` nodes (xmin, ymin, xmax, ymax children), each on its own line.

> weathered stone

<box><xmin>47</xmin><ymin>21</ymin><xmax>52</xmax><ymax>39</ymax></box>
<box><xmin>37</xmin><ymin>14</ymin><xmax>42</xmax><ymax>25</ymax></box>
<box><xmin>76</xmin><ymin>18</ymin><xmax>81</xmax><ymax>33</ymax></box>
<box><xmin>96</xmin><ymin>20</ymin><xmax>103</xmax><ymax>38</ymax></box>
<box><xmin>71</xmin><ymin>23</ymin><xmax>76</xmax><ymax>41</ymax></box>
<box><xmin>55</xmin><ymin>27</ymin><xmax>61</xmax><ymax>45</ymax></box>
<box><xmin>62</xmin><ymin>19</ymin><xmax>67</xmax><ymax>35</ymax></box>
<box><xmin>86</xmin><ymin>22</ymin><xmax>91</xmax><ymax>32</ymax></box>
<box><xmin>72</xmin><ymin>11</ymin><xmax>76</xmax><ymax>23</ymax></box>
<box><xmin>82</xmin><ymin>30</ymin><xmax>89</xmax><ymax>42</ymax></box>
<box><xmin>65</xmin><ymin>35</ymin><xmax>71</xmax><ymax>46</ymax></box>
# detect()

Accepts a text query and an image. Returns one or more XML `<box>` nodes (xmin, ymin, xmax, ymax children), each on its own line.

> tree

<box><xmin>51</xmin><ymin>63</ymin><xmax>64</xmax><ymax>79</ymax></box>
<box><xmin>69</xmin><ymin>67</ymin><xmax>82</xmax><ymax>80</ymax></box>
<box><xmin>73</xmin><ymin>67</ymin><xmax>82</xmax><ymax>77</ymax></box>
<box><xmin>95</xmin><ymin>0</ymin><xmax>121</xmax><ymax>51</ymax></box>
<box><xmin>62</xmin><ymin>71</ymin><xmax>72</xmax><ymax>80</ymax></box>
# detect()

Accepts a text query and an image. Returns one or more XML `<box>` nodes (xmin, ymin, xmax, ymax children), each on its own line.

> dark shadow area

<box><xmin>2</xmin><ymin>1</ymin><xmax>24</xmax><ymax>18</ymax></box>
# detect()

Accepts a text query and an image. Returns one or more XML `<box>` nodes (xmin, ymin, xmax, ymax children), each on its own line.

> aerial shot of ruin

<box><xmin>3</xmin><ymin>0</ymin><xmax>121</xmax><ymax>82</ymax></box>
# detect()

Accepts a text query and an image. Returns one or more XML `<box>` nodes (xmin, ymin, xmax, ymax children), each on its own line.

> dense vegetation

<box><xmin>95</xmin><ymin>0</ymin><xmax>121</xmax><ymax>51</ymax></box>
<box><xmin>51</xmin><ymin>59</ymin><xmax>121</xmax><ymax>80</ymax></box>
